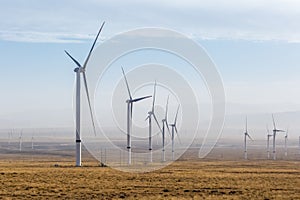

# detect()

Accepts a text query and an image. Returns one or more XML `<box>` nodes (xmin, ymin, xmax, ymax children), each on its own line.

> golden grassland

<box><xmin>0</xmin><ymin>158</ymin><xmax>299</xmax><ymax>199</ymax></box>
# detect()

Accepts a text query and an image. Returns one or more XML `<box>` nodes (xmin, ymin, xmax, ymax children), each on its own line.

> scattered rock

<box><xmin>119</xmin><ymin>193</ymin><xmax>126</xmax><ymax>198</ymax></box>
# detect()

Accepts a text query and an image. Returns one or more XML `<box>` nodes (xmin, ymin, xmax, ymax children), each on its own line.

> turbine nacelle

<box><xmin>273</xmin><ymin>129</ymin><xmax>285</xmax><ymax>133</ymax></box>
<box><xmin>74</xmin><ymin>67</ymin><xmax>85</xmax><ymax>73</ymax></box>
<box><xmin>169</xmin><ymin>122</ymin><xmax>178</xmax><ymax>130</ymax></box>
<box><xmin>285</xmin><ymin>130</ymin><xmax>288</xmax><ymax>139</ymax></box>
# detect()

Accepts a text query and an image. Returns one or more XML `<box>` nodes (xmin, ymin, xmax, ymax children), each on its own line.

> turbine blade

<box><xmin>175</xmin><ymin>126</ymin><xmax>178</xmax><ymax>133</ymax></box>
<box><xmin>174</xmin><ymin>105</ymin><xmax>180</xmax><ymax>125</ymax></box>
<box><xmin>65</xmin><ymin>50</ymin><xmax>82</xmax><ymax>68</ymax></box>
<box><xmin>121</xmin><ymin>67</ymin><xmax>132</xmax><ymax>100</ymax></box>
<box><xmin>132</xmin><ymin>95</ymin><xmax>152</xmax><ymax>102</ymax></box>
<box><xmin>166</xmin><ymin>121</ymin><xmax>171</xmax><ymax>137</ymax></box>
<box><xmin>247</xmin><ymin>133</ymin><xmax>253</xmax><ymax>141</ymax></box>
<box><xmin>266</xmin><ymin>124</ymin><xmax>270</xmax><ymax>134</ymax></box>
<box><xmin>174</xmin><ymin>126</ymin><xmax>181</xmax><ymax>144</ymax></box>
<box><xmin>165</xmin><ymin>95</ymin><xmax>169</xmax><ymax>121</ymax></box>
<box><xmin>152</xmin><ymin>81</ymin><xmax>156</xmax><ymax>112</ymax></box>
<box><xmin>83</xmin><ymin>21</ymin><xmax>105</xmax><ymax>69</ymax></box>
<box><xmin>245</xmin><ymin>116</ymin><xmax>248</xmax><ymax>133</ymax></box>
<box><xmin>272</xmin><ymin>114</ymin><xmax>276</xmax><ymax>130</ymax></box>
<box><xmin>145</xmin><ymin>115</ymin><xmax>150</xmax><ymax>121</ymax></box>
<box><xmin>277</xmin><ymin>130</ymin><xmax>285</xmax><ymax>132</ymax></box>
<box><xmin>153</xmin><ymin>113</ymin><xmax>162</xmax><ymax>133</ymax></box>
<box><xmin>83</xmin><ymin>72</ymin><xmax>97</xmax><ymax>136</ymax></box>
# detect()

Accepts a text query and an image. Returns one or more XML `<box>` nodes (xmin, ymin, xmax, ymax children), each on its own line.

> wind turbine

<box><xmin>299</xmin><ymin>136</ymin><xmax>300</xmax><ymax>154</ymax></box>
<box><xmin>169</xmin><ymin>105</ymin><xmax>180</xmax><ymax>161</ymax></box>
<box><xmin>244</xmin><ymin>117</ymin><xmax>253</xmax><ymax>160</ymax></box>
<box><xmin>266</xmin><ymin>125</ymin><xmax>273</xmax><ymax>159</ymax></box>
<box><xmin>284</xmin><ymin>129</ymin><xmax>288</xmax><ymax>157</ymax></box>
<box><xmin>8</xmin><ymin>129</ymin><xmax>12</xmax><ymax>146</ymax></box>
<box><xmin>65</xmin><ymin>22</ymin><xmax>105</xmax><ymax>167</ymax></box>
<box><xmin>19</xmin><ymin>130</ymin><xmax>22</xmax><ymax>152</ymax></box>
<box><xmin>31</xmin><ymin>131</ymin><xmax>34</xmax><ymax>150</ymax></box>
<box><xmin>145</xmin><ymin>81</ymin><xmax>161</xmax><ymax>163</ymax></box>
<box><xmin>121</xmin><ymin>67</ymin><xmax>152</xmax><ymax>165</ymax></box>
<box><xmin>161</xmin><ymin>95</ymin><xmax>171</xmax><ymax>162</ymax></box>
<box><xmin>272</xmin><ymin>114</ymin><xmax>285</xmax><ymax>160</ymax></box>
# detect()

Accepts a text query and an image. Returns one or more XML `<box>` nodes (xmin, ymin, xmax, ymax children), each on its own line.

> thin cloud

<box><xmin>0</xmin><ymin>31</ymin><xmax>107</xmax><ymax>43</ymax></box>
<box><xmin>0</xmin><ymin>0</ymin><xmax>300</xmax><ymax>42</ymax></box>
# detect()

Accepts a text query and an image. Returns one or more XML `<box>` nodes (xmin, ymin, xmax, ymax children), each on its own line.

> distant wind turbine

<box><xmin>161</xmin><ymin>95</ymin><xmax>171</xmax><ymax>162</ymax></box>
<box><xmin>284</xmin><ymin>129</ymin><xmax>288</xmax><ymax>157</ymax></box>
<box><xmin>243</xmin><ymin>117</ymin><xmax>253</xmax><ymax>160</ymax></box>
<box><xmin>272</xmin><ymin>114</ymin><xmax>285</xmax><ymax>160</ymax></box>
<box><xmin>19</xmin><ymin>130</ymin><xmax>22</xmax><ymax>152</ymax></box>
<box><xmin>121</xmin><ymin>67</ymin><xmax>152</xmax><ymax>165</ymax></box>
<box><xmin>169</xmin><ymin>105</ymin><xmax>180</xmax><ymax>161</ymax></box>
<box><xmin>266</xmin><ymin>125</ymin><xmax>273</xmax><ymax>159</ymax></box>
<box><xmin>31</xmin><ymin>131</ymin><xmax>34</xmax><ymax>150</ymax></box>
<box><xmin>8</xmin><ymin>129</ymin><xmax>12</xmax><ymax>146</ymax></box>
<box><xmin>299</xmin><ymin>136</ymin><xmax>300</xmax><ymax>153</ymax></box>
<box><xmin>145</xmin><ymin>81</ymin><xmax>161</xmax><ymax>163</ymax></box>
<box><xmin>298</xmin><ymin>136</ymin><xmax>300</xmax><ymax>154</ymax></box>
<box><xmin>65</xmin><ymin>22</ymin><xmax>105</xmax><ymax>167</ymax></box>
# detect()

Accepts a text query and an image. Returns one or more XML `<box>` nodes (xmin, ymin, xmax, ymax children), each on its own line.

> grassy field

<box><xmin>0</xmin><ymin>159</ymin><xmax>299</xmax><ymax>199</ymax></box>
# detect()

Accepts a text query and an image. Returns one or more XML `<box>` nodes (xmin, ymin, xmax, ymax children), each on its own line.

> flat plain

<box><xmin>0</xmin><ymin>146</ymin><xmax>299</xmax><ymax>199</ymax></box>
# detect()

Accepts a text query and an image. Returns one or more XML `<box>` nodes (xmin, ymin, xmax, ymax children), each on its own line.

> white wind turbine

<box><xmin>145</xmin><ymin>81</ymin><xmax>161</xmax><ymax>163</ymax></box>
<box><xmin>31</xmin><ymin>131</ymin><xmax>34</xmax><ymax>150</ymax></box>
<box><xmin>272</xmin><ymin>114</ymin><xmax>285</xmax><ymax>160</ymax></box>
<box><xmin>284</xmin><ymin>129</ymin><xmax>288</xmax><ymax>157</ymax></box>
<box><xmin>299</xmin><ymin>136</ymin><xmax>300</xmax><ymax>154</ymax></box>
<box><xmin>19</xmin><ymin>130</ymin><xmax>22</xmax><ymax>152</ymax></box>
<box><xmin>161</xmin><ymin>95</ymin><xmax>171</xmax><ymax>162</ymax></box>
<box><xmin>244</xmin><ymin>117</ymin><xmax>253</xmax><ymax>160</ymax></box>
<box><xmin>8</xmin><ymin>129</ymin><xmax>12</xmax><ymax>146</ymax></box>
<box><xmin>121</xmin><ymin>67</ymin><xmax>152</xmax><ymax>165</ymax></box>
<box><xmin>266</xmin><ymin>125</ymin><xmax>273</xmax><ymax>159</ymax></box>
<box><xmin>65</xmin><ymin>22</ymin><xmax>105</xmax><ymax>167</ymax></box>
<box><xmin>169</xmin><ymin>105</ymin><xmax>180</xmax><ymax>161</ymax></box>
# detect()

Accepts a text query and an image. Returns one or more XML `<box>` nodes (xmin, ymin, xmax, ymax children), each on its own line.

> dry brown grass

<box><xmin>0</xmin><ymin>159</ymin><xmax>299</xmax><ymax>199</ymax></box>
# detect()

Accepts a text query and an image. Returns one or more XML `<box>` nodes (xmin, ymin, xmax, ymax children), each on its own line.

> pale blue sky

<box><xmin>0</xmin><ymin>0</ymin><xmax>300</xmax><ymax>133</ymax></box>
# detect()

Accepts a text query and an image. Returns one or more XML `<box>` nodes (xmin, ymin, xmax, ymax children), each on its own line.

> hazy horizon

<box><xmin>1</xmin><ymin>0</ymin><xmax>300</xmax><ymax>143</ymax></box>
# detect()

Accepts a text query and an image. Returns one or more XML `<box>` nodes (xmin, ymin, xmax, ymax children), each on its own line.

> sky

<box><xmin>0</xmin><ymin>0</ymin><xmax>300</xmax><ymax>140</ymax></box>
